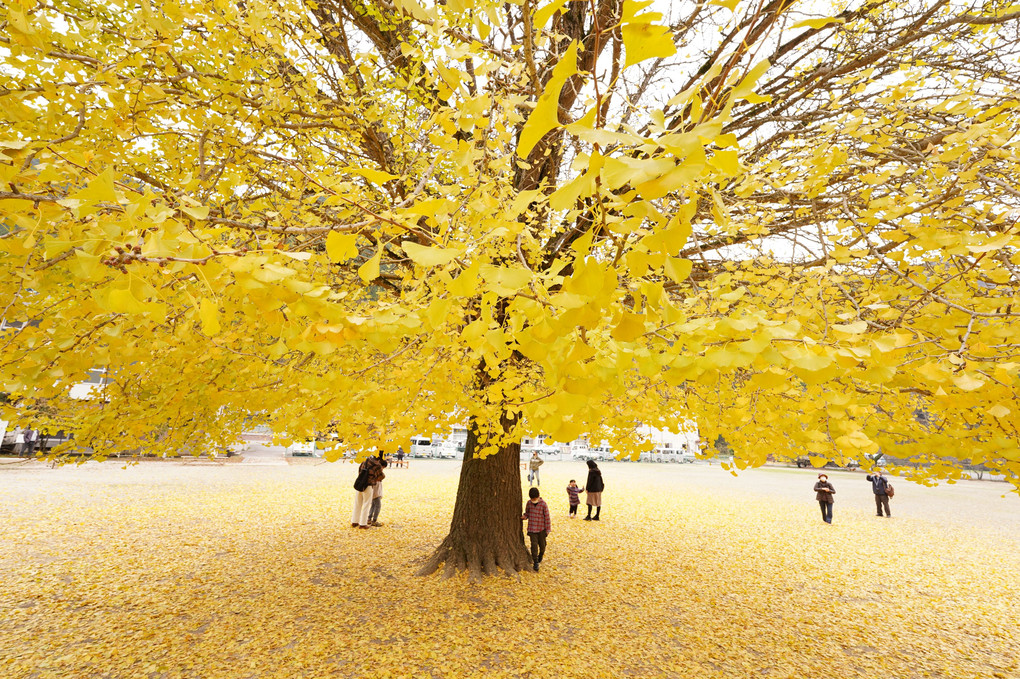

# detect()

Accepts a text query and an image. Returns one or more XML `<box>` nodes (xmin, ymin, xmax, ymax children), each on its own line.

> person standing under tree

<box><xmin>528</xmin><ymin>451</ymin><xmax>544</xmax><ymax>487</ymax></box>
<box><xmin>368</xmin><ymin>469</ymin><xmax>386</xmax><ymax>527</ymax></box>
<box><xmin>521</xmin><ymin>487</ymin><xmax>551</xmax><ymax>572</ymax></box>
<box><xmin>865</xmin><ymin>469</ymin><xmax>892</xmax><ymax>517</ymax></box>
<box><xmin>22</xmin><ymin>428</ymin><xmax>39</xmax><ymax>456</ymax></box>
<box><xmin>351</xmin><ymin>452</ymin><xmax>386</xmax><ymax>529</ymax></box>
<box><xmin>814</xmin><ymin>473</ymin><xmax>835</xmax><ymax>524</ymax></box>
<box><xmin>583</xmin><ymin>459</ymin><xmax>604</xmax><ymax>521</ymax></box>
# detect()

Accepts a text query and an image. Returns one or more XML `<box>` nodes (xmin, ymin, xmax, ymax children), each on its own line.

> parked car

<box><xmin>288</xmin><ymin>440</ymin><xmax>318</xmax><ymax>457</ymax></box>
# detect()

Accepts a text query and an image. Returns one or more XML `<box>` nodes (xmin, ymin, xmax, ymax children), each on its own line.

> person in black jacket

<box><xmin>814</xmin><ymin>473</ymin><xmax>835</xmax><ymax>524</ymax></box>
<box><xmin>866</xmin><ymin>470</ymin><xmax>891</xmax><ymax>517</ymax></box>
<box><xmin>583</xmin><ymin>459</ymin><xmax>605</xmax><ymax>521</ymax></box>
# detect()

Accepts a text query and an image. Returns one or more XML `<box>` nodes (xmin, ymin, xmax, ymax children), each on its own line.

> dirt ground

<box><xmin>1</xmin><ymin>458</ymin><xmax>1017</xmax><ymax>678</ymax></box>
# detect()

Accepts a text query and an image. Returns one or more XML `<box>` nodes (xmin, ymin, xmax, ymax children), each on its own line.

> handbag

<box><xmin>886</xmin><ymin>483</ymin><xmax>895</xmax><ymax>498</ymax></box>
<box><xmin>353</xmin><ymin>467</ymin><xmax>371</xmax><ymax>492</ymax></box>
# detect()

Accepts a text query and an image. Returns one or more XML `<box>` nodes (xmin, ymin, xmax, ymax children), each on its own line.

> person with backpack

<box><xmin>528</xmin><ymin>452</ymin><xmax>544</xmax><ymax>486</ymax></box>
<box><xmin>865</xmin><ymin>469</ymin><xmax>893</xmax><ymax>517</ymax></box>
<box><xmin>583</xmin><ymin>459</ymin><xmax>604</xmax><ymax>521</ymax></box>
<box><xmin>351</xmin><ymin>452</ymin><xmax>386</xmax><ymax>529</ymax></box>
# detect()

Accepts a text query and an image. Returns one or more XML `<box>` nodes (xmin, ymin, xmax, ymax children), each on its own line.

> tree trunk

<box><xmin>417</xmin><ymin>412</ymin><xmax>532</xmax><ymax>580</ymax></box>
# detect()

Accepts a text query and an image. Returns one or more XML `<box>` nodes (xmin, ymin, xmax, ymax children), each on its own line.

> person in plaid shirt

<box><xmin>521</xmin><ymin>487</ymin><xmax>551</xmax><ymax>572</ymax></box>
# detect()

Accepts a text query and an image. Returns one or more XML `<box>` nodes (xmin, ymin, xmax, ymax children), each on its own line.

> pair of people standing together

<box><xmin>351</xmin><ymin>452</ymin><xmax>387</xmax><ymax>529</ymax></box>
<box><xmin>563</xmin><ymin>459</ymin><xmax>605</xmax><ymax>520</ymax></box>
<box><xmin>813</xmin><ymin>469</ymin><xmax>893</xmax><ymax>524</ymax></box>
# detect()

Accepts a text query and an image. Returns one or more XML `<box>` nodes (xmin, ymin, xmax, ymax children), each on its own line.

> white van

<box><xmin>410</xmin><ymin>437</ymin><xmax>433</xmax><ymax>457</ymax></box>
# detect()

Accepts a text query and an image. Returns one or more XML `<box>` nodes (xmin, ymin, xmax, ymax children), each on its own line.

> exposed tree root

<box><xmin>418</xmin><ymin>535</ymin><xmax>531</xmax><ymax>582</ymax></box>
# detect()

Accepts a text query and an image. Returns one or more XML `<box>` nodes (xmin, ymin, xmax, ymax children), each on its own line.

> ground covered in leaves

<box><xmin>1</xmin><ymin>458</ymin><xmax>1018</xmax><ymax>678</ymax></box>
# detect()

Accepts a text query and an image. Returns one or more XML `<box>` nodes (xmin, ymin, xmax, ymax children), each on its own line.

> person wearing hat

<box><xmin>814</xmin><ymin>473</ymin><xmax>835</xmax><ymax>524</ymax></box>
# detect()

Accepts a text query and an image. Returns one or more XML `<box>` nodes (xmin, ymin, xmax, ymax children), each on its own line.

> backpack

<box><xmin>353</xmin><ymin>466</ymin><xmax>371</xmax><ymax>492</ymax></box>
<box><xmin>886</xmin><ymin>483</ymin><xmax>895</xmax><ymax>498</ymax></box>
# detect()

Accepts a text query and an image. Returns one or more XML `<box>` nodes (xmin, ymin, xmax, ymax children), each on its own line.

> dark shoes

<box><xmin>583</xmin><ymin>516</ymin><xmax>592</xmax><ymax>521</ymax></box>
<box><xmin>593</xmin><ymin>516</ymin><xmax>600</xmax><ymax>521</ymax></box>
<box><xmin>533</xmin><ymin>560</ymin><xmax>539</xmax><ymax>572</ymax></box>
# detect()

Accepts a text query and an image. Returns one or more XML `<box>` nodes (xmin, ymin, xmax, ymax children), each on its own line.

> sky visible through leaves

<box><xmin>2</xmin><ymin>459</ymin><xmax>1017</xmax><ymax>678</ymax></box>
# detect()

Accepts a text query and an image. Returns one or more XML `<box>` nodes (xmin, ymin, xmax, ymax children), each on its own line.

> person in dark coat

<box><xmin>866</xmin><ymin>469</ymin><xmax>891</xmax><ymax>517</ymax></box>
<box><xmin>814</xmin><ymin>473</ymin><xmax>835</xmax><ymax>524</ymax></box>
<box><xmin>583</xmin><ymin>459</ymin><xmax>605</xmax><ymax>521</ymax></box>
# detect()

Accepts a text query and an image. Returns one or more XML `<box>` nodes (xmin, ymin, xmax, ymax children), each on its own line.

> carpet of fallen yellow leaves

<box><xmin>1</xmin><ymin>458</ymin><xmax>1018</xmax><ymax>679</ymax></box>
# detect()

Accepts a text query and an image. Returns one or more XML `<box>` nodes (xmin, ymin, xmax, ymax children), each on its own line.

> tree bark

<box><xmin>417</xmin><ymin>412</ymin><xmax>532</xmax><ymax>580</ymax></box>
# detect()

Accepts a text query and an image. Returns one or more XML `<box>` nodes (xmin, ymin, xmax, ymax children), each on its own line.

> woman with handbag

<box><xmin>351</xmin><ymin>452</ymin><xmax>386</xmax><ymax>529</ymax></box>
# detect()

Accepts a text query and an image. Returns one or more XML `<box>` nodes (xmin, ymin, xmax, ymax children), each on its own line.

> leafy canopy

<box><xmin>2</xmin><ymin>0</ymin><xmax>1020</xmax><ymax>487</ymax></box>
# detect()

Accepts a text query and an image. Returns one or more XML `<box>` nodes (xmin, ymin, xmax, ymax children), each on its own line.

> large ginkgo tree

<box><xmin>2</xmin><ymin>0</ymin><xmax>1019</xmax><ymax>577</ymax></box>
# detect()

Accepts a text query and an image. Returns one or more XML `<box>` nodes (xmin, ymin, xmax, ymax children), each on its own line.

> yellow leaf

<box><xmin>621</xmin><ymin>20</ymin><xmax>676</xmax><ymax>68</ymax></box>
<box><xmin>709</xmin><ymin>0</ymin><xmax>740</xmax><ymax>10</ymax></box>
<box><xmin>72</xmin><ymin>167</ymin><xmax>119</xmax><ymax>205</ymax></box>
<box><xmin>953</xmin><ymin>372</ymin><xmax>985</xmax><ymax>391</ymax></box>
<box><xmin>448</xmin><ymin>261</ymin><xmax>480</xmax><ymax>297</ymax></box>
<box><xmin>518</xmin><ymin>42</ymin><xmax>579</xmax><ymax>158</ymax></box>
<box><xmin>835</xmin><ymin>431</ymin><xmax>879</xmax><ymax>454</ymax></box>
<box><xmin>391</xmin><ymin>0</ymin><xmax>431</xmax><ymax>22</ymax></box>
<box><xmin>426</xmin><ymin>298</ymin><xmax>452</xmax><ymax>329</ymax></box>
<box><xmin>181</xmin><ymin>205</ymin><xmax>209</xmax><ymax>221</ymax></box>
<box><xmin>534</xmin><ymin>0</ymin><xmax>569</xmax><ymax>28</ymax></box>
<box><xmin>611</xmin><ymin>312</ymin><xmax>646</xmax><ymax>342</ymax></box>
<box><xmin>602</xmin><ymin>157</ymin><xmax>676</xmax><ymax>190</ymax></box>
<box><xmin>70</xmin><ymin>250</ymin><xmax>101</xmax><ymax>279</ymax></box>
<box><xmin>663</xmin><ymin>257</ymin><xmax>692</xmax><ymax>283</ymax></box>
<box><xmin>988</xmin><ymin>404</ymin><xmax>1011</xmax><ymax>418</ymax></box>
<box><xmin>348</xmin><ymin>168</ymin><xmax>398</xmax><ymax>185</ymax></box>
<box><xmin>549</xmin><ymin>172</ymin><xmax>593</xmax><ymax>210</ymax></box>
<box><xmin>782</xmin><ymin>347</ymin><xmax>833</xmax><ymax>371</ymax></box>
<box><xmin>707</xmin><ymin>149</ymin><xmax>741</xmax><ymax>177</ymax></box>
<box><xmin>326</xmin><ymin>232</ymin><xmax>359</xmax><ymax>262</ymax></box>
<box><xmin>107</xmin><ymin>287</ymin><xmax>148</xmax><ymax>314</ymax></box>
<box><xmin>358</xmin><ymin>249</ymin><xmax>381</xmax><ymax>284</ymax></box>
<box><xmin>480</xmin><ymin>265</ymin><xmax>532</xmax><ymax>295</ymax></box>
<box><xmin>967</xmin><ymin>234</ymin><xmax>1012</xmax><ymax>254</ymax></box>
<box><xmin>199</xmin><ymin>298</ymin><xmax>221</xmax><ymax>336</ymax></box>
<box><xmin>832</xmin><ymin>320</ymin><xmax>867</xmax><ymax>334</ymax></box>
<box><xmin>402</xmin><ymin>241</ymin><xmax>462</xmax><ymax>267</ymax></box>
<box><xmin>791</xmin><ymin>17</ymin><xmax>845</xmax><ymax>29</ymax></box>
<box><xmin>732</xmin><ymin>59</ymin><xmax>772</xmax><ymax>105</ymax></box>
<box><xmin>635</xmin><ymin>161</ymin><xmax>705</xmax><ymax>199</ymax></box>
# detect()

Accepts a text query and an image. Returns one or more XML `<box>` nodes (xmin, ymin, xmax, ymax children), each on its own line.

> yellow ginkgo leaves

<box><xmin>325</xmin><ymin>232</ymin><xmax>359</xmax><ymax>263</ymax></box>
<box><xmin>199</xmin><ymin>298</ymin><xmax>221</xmax><ymax>336</ymax></box>
<box><xmin>517</xmin><ymin>42</ymin><xmax>579</xmax><ymax>158</ymax></box>
<box><xmin>2</xmin><ymin>461</ymin><xmax>1018</xmax><ymax>679</ymax></box>
<box><xmin>621</xmin><ymin>0</ymin><xmax>677</xmax><ymax>68</ymax></box>
<box><xmin>402</xmin><ymin>241</ymin><xmax>463</xmax><ymax>267</ymax></box>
